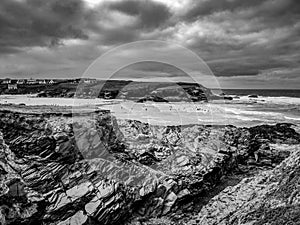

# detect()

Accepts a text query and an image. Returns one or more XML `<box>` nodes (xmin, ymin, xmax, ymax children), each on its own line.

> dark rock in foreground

<box><xmin>248</xmin><ymin>94</ymin><xmax>258</xmax><ymax>98</ymax></box>
<box><xmin>189</xmin><ymin>144</ymin><xmax>300</xmax><ymax>225</ymax></box>
<box><xmin>137</xmin><ymin>95</ymin><xmax>169</xmax><ymax>103</ymax></box>
<box><xmin>0</xmin><ymin>108</ymin><xmax>299</xmax><ymax>224</ymax></box>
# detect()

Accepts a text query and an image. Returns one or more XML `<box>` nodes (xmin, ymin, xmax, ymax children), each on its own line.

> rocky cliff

<box><xmin>0</xmin><ymin>108</ymin><xmax>299</xmax><ymax>225</ymax></box>
<box><xmin>188</xmin><ymin>143</ymin><xmax>300</xmax><ymax>225</ymax></box>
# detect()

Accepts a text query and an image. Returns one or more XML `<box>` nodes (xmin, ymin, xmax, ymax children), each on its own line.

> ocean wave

<box><xmin>284</xmin><ymin>116</ymin><xmax>300</xmax><ymax>121</ymax></box>
<box><xmin>223</xmin><ymin>107</ymin><xmax>281</xmax><ymax>116</ymax></box>
<box><xmin>234</xmin><ymin>96</ymin><xmax>300</xmax><ymax>105</ymax></box>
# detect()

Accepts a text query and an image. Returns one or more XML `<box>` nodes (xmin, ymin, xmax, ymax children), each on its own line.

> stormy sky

<box><xmin>0</xmin><ymin>0</ymin><xmax>299</xmax><ymax>88</ymax></box>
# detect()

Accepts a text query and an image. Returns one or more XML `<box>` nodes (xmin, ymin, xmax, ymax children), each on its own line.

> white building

<box><xmin>2</xmin><ymin>78</ymin><xmax>11</xmax><ymax>84</ymax></box>
<box><xmin>38</xmin><ymin>80</ymin><xmax>47</xmax><ymax>84</ymax></box>
<box><xmin>48</xmin><ymin>80</ymin><xmax>55</xmax><ymax>84</ymax></box>
<box><xmin>82</xmin><ymin>78</ymin><xmax>97</xmax><ymax>84</ymax></box>
<box><xmin>8</xmin><ymin>84</ymin><xmax>17</xmax><ymax>90</ymax></box>
<box><xmin>17</xmin><ymin>79</ymin><xmax>26</xmax><ymax>84</ymax></box>
<box><xmin>27</xmin><ymin>78</ymin><xmax>38</xmax><ymax>85</ymax></box>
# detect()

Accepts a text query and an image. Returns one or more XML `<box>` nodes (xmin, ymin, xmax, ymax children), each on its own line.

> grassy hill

<box><xmin>1</xmin><ymin>79</ymin><xmax>217</xmax><ymax>102</ymax></box>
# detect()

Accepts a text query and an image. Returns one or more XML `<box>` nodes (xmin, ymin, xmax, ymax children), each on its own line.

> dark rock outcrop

<box><xmin>189</xmin><ymin>144</ymin><xmax>300</xmax><ymax>225</ymax></box>
<box><xmin>0</xmin><ymin>108</ymin><xmax>299</xmax><ymax>225</ymax></box>
<box><xmin>248</xmin><ymin>95</ymin><xmax>258</xmax><ymax>98</ymax></box>
<box><xmin>137</xmin><ymin>95</ymin><xmax>169</xmax><ymax>103</ymax></box>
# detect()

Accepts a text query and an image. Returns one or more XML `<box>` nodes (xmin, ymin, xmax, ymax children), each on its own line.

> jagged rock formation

<box><xmin>189</xmin><ymin>144</ymin><xmax>300</xmax><ymax>225</ymax></box>
<box><xmin>0</xmin><ymin>108</ymin><xmax>299</xmax><ymax>225</ymax></box>
<box><xmin>29</xmin><ymin>80</ymin><xmax>214</xmax><ymax>101</ymax></box>
<box><xmin>114</xmin><ymin>82</ymin><xmax>212</xmax><ymax>102</ymax></box>
<box><xmin>136</xmin><ymin>84</ymin><xmax>209</xmax><ymax>102</ymax></box>
<box><xmin>0</xmin><ymin>128</ymin><xmax>44</xmax><ymax>225</ymax></box>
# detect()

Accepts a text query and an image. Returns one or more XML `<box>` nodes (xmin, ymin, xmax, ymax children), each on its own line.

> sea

<box><xmin>0</xmin><ymin>90</ymin><xmax>300</xmax><ymax>127</ymax></box>
<box><xmin>221</xmin><ymin>89</ymin><xmax>300</xmax><ymax>98</ymax></box>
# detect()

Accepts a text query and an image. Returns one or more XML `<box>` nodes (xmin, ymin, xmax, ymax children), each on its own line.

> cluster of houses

<box><xmin>0</xmin><ymin>77</ymin><xmax>100</xmax><ymax>90</ymax></box>
<box><xmin>1</xmin><ymin>78</ymin><xmax>56</xmax><ymax>90</ymax></box>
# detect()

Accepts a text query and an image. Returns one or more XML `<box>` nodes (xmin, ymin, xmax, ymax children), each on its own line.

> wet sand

<box><xmin>0</xmin><ymin>95</ymin><xmax>299</xmax><ymax>127</ymax></box>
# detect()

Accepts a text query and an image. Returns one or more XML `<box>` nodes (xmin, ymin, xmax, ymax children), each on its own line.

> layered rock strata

<box><xmin>0</xmin><ymin>108</ymin><xmax>299</xmax><ymax>225</ymax></box>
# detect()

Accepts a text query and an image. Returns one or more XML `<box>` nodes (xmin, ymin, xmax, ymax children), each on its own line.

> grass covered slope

<box><xmin>1</xmin><ymin>80</ymin><xmax>216</xmax><ymax>102</ymax></box>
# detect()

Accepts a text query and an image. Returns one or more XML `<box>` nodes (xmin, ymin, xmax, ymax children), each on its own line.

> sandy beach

<box><xmin>0</xmin><ymin>94</ymin><xmax>299</xmax><ymax>127</ymax></box>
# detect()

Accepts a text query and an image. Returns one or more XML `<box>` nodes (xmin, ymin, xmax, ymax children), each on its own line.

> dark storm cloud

<box><xmin>209</xmin><ymin>57</ymin><xmax>295</xmax><ymax>77</ymax></box>
<box><xmin>94</xmin><ymin>0</ymin><xmax>172</xmax><ymax>45</ymax></box>
<box><xmin>0</xmin><ymin>0</ymin><xmax>89</xmax><ymax>53</ymax></box>
<box><xmin>251</xmin><ymin>0</ymin><xmax>300</xmax><ymax>28</ymax></box>
<box><xmin>114</xmin><ymin>61</ymin><xmax>188</xmax><ymax>77</ymax></box>
<box><xmin>0</xmin><ymin>0</ymin><xmax>299</xmax><ymax>88</ymax></box>
<box><xmin>98</xmin><ymin>28</ymin><xmax>139</xmax><ymax>45</ymax></box>
<box><xmin>183</xmin><ymin>0</ymin><xmax>300</xmax><ymax>25</ymax></box>
<box><xmin>179</xmin><ymin>0</ymin><xmax>300</xmax><ymax>77</ymax></box>
<box><xmin>107</xmin><ymin>0</ymin><xmax>172</xmax><ymax>29</ymax></box>
<box><xmin>184</xmin><ymin>0</ymin><xmax>265</xmax><ymax>20</ymax></box>
<box><xmin>0</xmin><ymin>0</ymin><xmax>173</xmax><ymax>51</ymax></box>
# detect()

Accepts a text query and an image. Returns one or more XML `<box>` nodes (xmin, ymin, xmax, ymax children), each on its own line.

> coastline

<box><xmin>0</xmin><ymin>91</ymin><xmax>299</xmax><ymax>224</ymax></box>
<box><xmin>0</xmin><ymin>94</ymin><xmax>299</xmax><ymax>127</ymax></box>
<box><xmin>0</xmin><ymin>104</ymin><xmax>299</xmax><ymax>225</ymax></box>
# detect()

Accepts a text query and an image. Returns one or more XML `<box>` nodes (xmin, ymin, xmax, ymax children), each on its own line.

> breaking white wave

<box><xmin>0</xmin><ymin>95</ymin><xmax>299</xmax><ymax>127</ymax></box>
<box><xmin>284</xmin><ymin>116</ymin><xmax>300</xmax><ymax>121</ymax></box>
<box><xmin>232</xmin><ymin>95</ymin><xmax>300</xmax><ymax>105</ymax></box>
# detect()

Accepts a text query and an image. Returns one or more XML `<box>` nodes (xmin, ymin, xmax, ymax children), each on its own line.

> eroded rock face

<box><xmin>0</xmin><ymin>110</ymin><xmax>135</xmax><ymax>225</ymax></box>
<box><xmin>0</xmin><ymin>109</ymin><xmax>299</xmax><ymax>225</ymax></box>
<box><xmin>0</xmin><ymin>131</ymin><xmax>45</xmax><ymax>225</ymax></box>
<box><xmin>190</xmin><ymin>144</ymin><xmax>300</xmax><ymax>225</ymax></box>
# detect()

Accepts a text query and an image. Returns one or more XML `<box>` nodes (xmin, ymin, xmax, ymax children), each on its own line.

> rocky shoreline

<box><xmin>0</xmin><ymin>106</ymin><xmax>299</xmax><ymax>224</ymax></box>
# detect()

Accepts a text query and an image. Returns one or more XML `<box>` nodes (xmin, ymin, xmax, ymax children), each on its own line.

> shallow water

<box><xmin>0</xmin><ymin>95</ymin><xmax>299</xmax><ymax>127</ymax></box>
